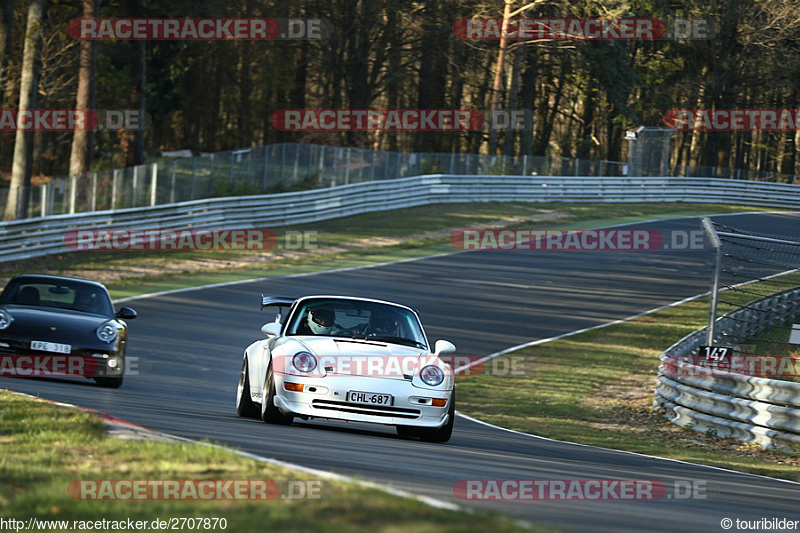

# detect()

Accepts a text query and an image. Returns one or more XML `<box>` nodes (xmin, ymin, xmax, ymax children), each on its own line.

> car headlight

<box><xmin>420</xmin><ymin>365</ymin><xmax>445</xmax><ymax>386</ymax></box>
<box><xmin>0</xmin><ymin>310</ymin><xmax>12</xmax><ymax>330</ymax></box>
<box><xmin>97</xmin><ymin>322</ymin><xmax>118</xmax><ymax>343</ymax></box>
<box><xmin>292</xmin><ymin>351</ymin><xmax>317</xmax><ymax>373</ymax></box>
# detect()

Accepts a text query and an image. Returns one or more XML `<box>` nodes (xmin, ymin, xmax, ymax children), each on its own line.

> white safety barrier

<box><xmin>2</xmin><ymin>174</ymin><xmax>800</xmax><ymax>263</ymax></box>
<box><xmin>654</xmin><ymin>287</ymin><xmax>800</xmax><ymax>452</ymax></box>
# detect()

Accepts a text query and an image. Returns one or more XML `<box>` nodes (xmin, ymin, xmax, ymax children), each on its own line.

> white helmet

<box><xmin>308</xmin><ymin>307</ymin><xmax>335</xmax><ymax>335</ymax></box>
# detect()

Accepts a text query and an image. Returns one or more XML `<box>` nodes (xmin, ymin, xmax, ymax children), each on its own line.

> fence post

<box><xmin>170</xmin><ymin>160</ymin><xmax>177</xmax><ymax>203</ymax></box>
<box><xmin>150</xmin><ymin>163</ymin><xmax>158</xmax><ymax>206</ymax></box>
<box><xmin>91</xmin><ymin>172</ymin><xmax>97</xmax><ymax>211</ymax></box>
<box><xmin>702</xmin><ymin>216</ymin><xmax>723</xmax><ymax>344</ymax></box>
<box><xmin>268</xmin><ymin>145</ymin><xmax>269</xmax><ymax>192</ymax></box>
<box><xmin>191</xmin><ymin>156</ymin><xmax>197</xmax><ymax>199</ymax></box>
<box><xmin>112</xmin><ymin>169</ymin><xmax>119</xmax><ymax>210</ymax></box>
<box><xmin>248</xmin><ymin>148</ymin><xmax>253</xmax><ymax>184</ymax></box>
<box><xmin>69</xmin><ymin>175</ymin><xmax>77</xmax><ymax>214</ymax></box>
<box><xmin>279</xmin><ymin>144</ymin><xmax>285</xmax><ymax>188</ymax></box>
<box><xmin>293</xmin><ymin>146</ymin><xmax>299</xmax><ymax>184</ymax></box>
<box><xmin>40</xmin><ymin>184</ymin><xmax>47</xmax><ymax>217</ymax></box>
<box><xmin>345</xmin><ymin>148</ymin><xmax>351</xmax><ymax>185</ymax></box>
<box><xmin>318</xmin><ymin>145</ymin><xmax>326</xmax><ymax>185</ymax></box>
<box><xmin>132</xmin><ymin>165</ymin><xmax>139</xmax><ymax>206</ymax></box>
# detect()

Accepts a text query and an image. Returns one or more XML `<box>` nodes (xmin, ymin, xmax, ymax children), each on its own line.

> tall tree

<box><xmin>4</xmin><ymin>0</ymin><xmax>44</xmax><ymax>221</ymax></box>
<box><xmin>68</xmin><ymin>0</ymin><xmax>99</xmax><ymax>179</ymax></box>
<box><xmin>0</xmin><ymin>0</ymin><xmax>14</xmax><ymax>108</ymax></box>
<box><xmin>126</xmin><ymin>0</ymin><xmax>146</xmax><ymax>166</ymax></box>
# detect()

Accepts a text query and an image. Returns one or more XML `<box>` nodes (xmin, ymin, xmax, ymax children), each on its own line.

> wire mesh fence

<box><xmin>703</xmin><ymin>219</ymin><xmax>800</xmax><ymax>381</ymax></box>
<box><xmin>3</xmin><ymin>144</ymin><xmax>631</xmax><ymax>219</ymax></box>
<box><xmin>1</xmin><ymin>141</ymin><xmax>795</xmax><ymax>220</ymax></box>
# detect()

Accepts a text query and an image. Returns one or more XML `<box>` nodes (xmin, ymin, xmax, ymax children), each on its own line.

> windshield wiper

<box><xmin>367</xmin><ymin>336</ymin><xmax>427</xmax><ymax>349</ymax></box>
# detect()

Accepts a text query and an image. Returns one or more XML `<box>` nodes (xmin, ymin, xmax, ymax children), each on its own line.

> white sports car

<box><xmin>235</xmin><ymin>295</ymin><xmax>456</xmax><ymax>443</ymax></box>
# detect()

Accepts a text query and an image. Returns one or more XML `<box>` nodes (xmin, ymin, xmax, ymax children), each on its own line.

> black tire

<box><xmin>236</xmin><ymin>358</ymin><xmax>260</xmax><ymax>418</ymax></box>
<box><xmin>95</xmin><ymin>376</ymin><xmax>123</xmax><ymax>388</ymax></box>
<box><xmin>261</xmin><ymin>366</ymin><xmax>294</xmax><ymax>425</ymax></box>
<box><xmin>417</xmin><ymin>391</ymin><xmax>455</xmax><ymax>443</ymax></box>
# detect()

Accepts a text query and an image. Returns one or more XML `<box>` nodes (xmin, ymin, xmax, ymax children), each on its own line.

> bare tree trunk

<box><xmin>0</xmin><ymin>0</ymin><xmax>14</xmax><ymax>109</ymax></box>
<box><xmin>68</xmin><ymin>0</ymin><xmax>98</xmax><ymax>179</ymax></box>
<box><xmin>502</xmin><ymin>45</ymin><xmax>523</xmax><ymax>158</ymax></box>
<box><xmin>487</xmin><ymin>0</ymin><xmax>512</xmax><ymax>156</ymax></box>
<box><xmin>4</xmin><ymin>0</ymin><xmax>44</xmax><ymax>221</ymax></box>
<box><xmin>126</xmin><ymin>0</ymin><xmax>146</xmax><ymax>166</ymax></box>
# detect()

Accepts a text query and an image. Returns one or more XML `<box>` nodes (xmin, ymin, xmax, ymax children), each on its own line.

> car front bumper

<box><xmin>273</xmin><ymin>372</ymin><xmax>452</xmax><ymax>428</ymax></box>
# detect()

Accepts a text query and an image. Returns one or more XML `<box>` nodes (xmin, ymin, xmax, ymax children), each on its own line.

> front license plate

<box><xmin>347</xmin><ymin>391</ymin><xmax>393</xmax><ymax>406</ymax></box>
<box><xmin>30</xmin><ymin>341</ymin><xmax>71</xmax><ymax>354</ymax></box>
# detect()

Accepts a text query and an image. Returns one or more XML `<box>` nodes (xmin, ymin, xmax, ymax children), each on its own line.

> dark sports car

<box><xmin>0</xmin><ymin>275</ymin><xmax>136</xmax><ymax>388</ymax></box>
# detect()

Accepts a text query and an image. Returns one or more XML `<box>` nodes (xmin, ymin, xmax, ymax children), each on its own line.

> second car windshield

<box><xmin>286</xmin><ymin>299</ymin><xmax>427</xmax><ymax>348</ymax></box>
<box><xmin>0</xmin><ymin>279</ymin><xmax>114</xmax><ymax>316</ymax></box>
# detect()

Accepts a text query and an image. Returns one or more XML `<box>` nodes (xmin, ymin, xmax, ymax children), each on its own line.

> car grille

<box><xmin>311</xmin><ymin>399</ymin><xmax>421</xmax><ymax>419</ymax></box>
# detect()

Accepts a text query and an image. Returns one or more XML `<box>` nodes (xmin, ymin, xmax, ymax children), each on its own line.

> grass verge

<box><xmin>456</xmin><ymin>294</ymin><xmax>800</xmax><ymax>481</ymax></box>
<box><xmin>0</xmin><ymin>391</ymin><xmax>532</xmax><ymax>532</ymax></box>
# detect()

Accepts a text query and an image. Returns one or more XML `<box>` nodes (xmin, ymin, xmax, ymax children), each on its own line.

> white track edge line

<box><xmin>454</xmin><ymin>412</ymin><xmax>800</xmax><ymax>487</ymax></box>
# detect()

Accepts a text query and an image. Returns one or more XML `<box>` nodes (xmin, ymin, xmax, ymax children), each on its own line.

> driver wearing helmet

<box><xmin>300</xmin><ymin>305</ymin><xmax>339</xmax><ymax>336</ymax></box>
<box><xmin>367</xmin><ymin>309</ymin><xmax>399</xmax><ymax>337</ymax></box>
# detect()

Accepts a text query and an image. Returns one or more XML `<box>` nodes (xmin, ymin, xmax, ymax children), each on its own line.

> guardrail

<box><xmin>654</xmin><ymin>286</ymin><xmax>800</xmax><ymax>452</ymax></box>
<box><xmin>2</xmin><ymin>174</ymin><xmax>800</xmax><ymax>263</ymax></box>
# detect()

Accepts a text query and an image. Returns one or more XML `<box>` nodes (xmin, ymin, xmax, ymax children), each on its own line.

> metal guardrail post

<box><xmin>701</xmin><ymin>216</ymin><xmax>722</xmax><ymax>344</ymax></box>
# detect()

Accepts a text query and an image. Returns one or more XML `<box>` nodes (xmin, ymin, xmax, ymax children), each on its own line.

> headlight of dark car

<box><xmin>0</xmin><ymin>310</ymin><xmax>11</xmax><ymax>330</ymax></box>
<box><xmin>97</xmin><ymin>322</ymin><xmax>118</xmax><ymax>343</ymax></box>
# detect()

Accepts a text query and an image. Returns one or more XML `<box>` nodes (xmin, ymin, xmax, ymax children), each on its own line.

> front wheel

<box><xmin>416</xmin><ymin>392</ymin><xmax>455</xmax><ymax>443</ymax></box>
<box><xmin>261</xmin><ymin>366</ymin><xmax>294</xmax><ymax>425</ymax></box>
<box><xmin>236</xmin><ymin>358</ymin><xmax>260</xmax><ymax>418</ymax></box>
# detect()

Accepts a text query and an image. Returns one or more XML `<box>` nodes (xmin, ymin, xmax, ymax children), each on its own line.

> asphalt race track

<box><xmin>3</xmin><ymin>212</ymin><xmax>800</xmax><ymax>532</ymax></box>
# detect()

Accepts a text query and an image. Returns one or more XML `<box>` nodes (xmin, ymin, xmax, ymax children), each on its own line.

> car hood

<box><xmin>291</xmin><ymin>336</ymin><xmax>428</xmax><ymax>379</ymax></box>
<box><xmin>296</xmin><ymin>336</ymin><xmax>425</xmax><ymax>356</ymax></box>
<box><xmin>1</xmin><ymin>305</ymin><xmax>115</xmax><ymax>342</ymax></box>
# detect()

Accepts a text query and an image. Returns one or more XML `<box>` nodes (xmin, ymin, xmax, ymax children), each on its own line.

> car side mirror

<box><xmin>116</xmin><ymin>307</ymin><xmax>137</xmax><ymax>320</ymax></box>
<box><xmin>261</xmin><ymin>322</ymin><xmax>282</xmax><ymax>337</ymax></box>
<box><xmin>434</xmin><ymin>339</ymin><xmax>456</xmax><ymax>355</ymax></box>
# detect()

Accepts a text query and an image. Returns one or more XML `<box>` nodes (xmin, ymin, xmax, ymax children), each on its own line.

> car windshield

<box><xmin>0</xmin><ymin>278</ymin><xmax>114</xmax><ymax>316</ymax></box>
<box><xmin>286</xmin><ymin>298</ymin><xmax>427</xmax><ymax>349</ymax></box>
